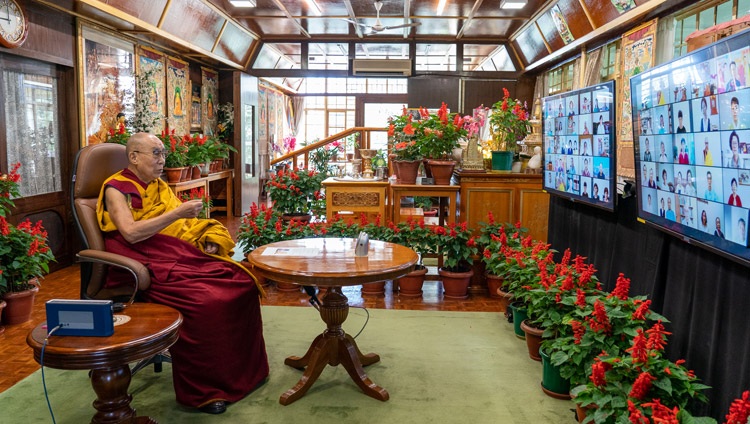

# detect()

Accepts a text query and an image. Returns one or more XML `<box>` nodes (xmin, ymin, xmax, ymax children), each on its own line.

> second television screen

<box><xmin>542</xmin><ymin>80</ymin><xmax>617</xmax><ymax>211</ymax></box>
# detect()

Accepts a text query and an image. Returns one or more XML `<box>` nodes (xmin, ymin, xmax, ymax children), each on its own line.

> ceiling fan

<box><xmin>346</xmin><ymin>0</ymin><xmax>421</xmax><ymax>35</ymax></box>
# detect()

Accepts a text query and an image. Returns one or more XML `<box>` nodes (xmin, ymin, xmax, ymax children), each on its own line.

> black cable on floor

<box><xmin>349</xmin><ymin>306</ymin><xmax>370</xmax><ymax>339</ymax></box>
<box><xmin>41</xmin><ymin>324</ymin><xmax>64</xmax><ymax>424</ymax></box>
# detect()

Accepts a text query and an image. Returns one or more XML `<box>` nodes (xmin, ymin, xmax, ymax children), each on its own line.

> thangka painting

<box><xmin>137</xmin><ymin>46</ymin><xmax>167</xmax><ymax>135</ymax></box>
<box><xmin>550</xmin><ymin>5</ymin><xmax>574</xmax><ymax>45</ymax></box>
<box><xmin>268</xmin><ymin>88</ymin><xmax>277</xmax><ymax>156</ymax></box>
<box><xmin>201</xmin><ymin>67</ymin><xmax>218</xmax><ymax>135</ymax></box>
<box><xmin>258</xmin><ymin>85</ymin><xmax>267</xmax><ymax>142</ymax></box>
<box><xmin>611</xmin><ymin>0</ymin><xmax>636</xmax><ymax>14</ymax></box>
<box><xmin>618</xmin><ymin>19</ymin><xmax>657</xmax><ymax>178</ymax></box>
<box><xmin>79</xmin><ymin>24</ymin><xmax>135</xmax><ymax>146</ymax></box>
<box><xmin>167</xmin><ymin>56</ymin><xmax>190</xmax><ymax>136</ymax></box>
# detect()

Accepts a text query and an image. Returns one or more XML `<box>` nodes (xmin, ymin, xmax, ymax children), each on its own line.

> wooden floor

<box><xmin>0</xmin><ymin>215</ymin><xmax>502</xmax><ymax>394</ymax></box>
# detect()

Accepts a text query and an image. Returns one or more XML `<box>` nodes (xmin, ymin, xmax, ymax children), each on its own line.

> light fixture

<box><xmin>436</xmin><ymin>0</ymin><xmax>447</xmax><ymax>15</ymax></box>
<box><xmin>500</xmin><ymin>0</ymin><xmax>527</xmax><ymax>9</ymax></box>
<box><xmin>229</xmin><ymin>0</ymin><xmax>256</xmax><ymax>7</ymax></box>
<box><xmin>305</xmin><ymin>0</ymin><xmax>322</xmax><ymax>16</ymax></box>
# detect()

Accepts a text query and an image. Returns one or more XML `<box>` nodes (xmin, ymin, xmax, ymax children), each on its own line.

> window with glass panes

<box><xmin>599</xmin><ymin>41</ymin><xmax>620</xmax><ymax>81</ymax></box>
<box><xmin>546</xmin><ymin>62</ymin><xmax>575</xmax><ymax>95</ymax></box>
<box><xmin>673</xmin><ymin>0</ymin><xmax>742</xmax><ymax>57</ymax></box>
<box><xmin>300</xmin><ymin>96</ymin><xmax>355</xmax><ymax>142</ymax></box>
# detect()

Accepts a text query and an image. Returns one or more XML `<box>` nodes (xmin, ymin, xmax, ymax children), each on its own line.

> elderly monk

<box><xmin>96</xmin><ymin>132</ymin><xmax>268</xmax><ymax>415</ymax></box>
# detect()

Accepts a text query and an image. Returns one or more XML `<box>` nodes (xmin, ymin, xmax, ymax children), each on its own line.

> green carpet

<box><xmin>0</xmin><ymin>306</ymin><xmax>575</xmax><ymax>423</ymax></box>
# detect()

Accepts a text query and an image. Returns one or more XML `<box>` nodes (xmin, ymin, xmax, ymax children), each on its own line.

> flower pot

<box><xmin>200</xmin><ymin>161</ymin><xmax>211</xmax><ymax>177</ymax></box>
<box><xmin>520</xmin><ymin>320</ymin><xmax>544</xmax><ymax>361</ymax></box>
<box><xmin>438</xmin><ymin>267</ymin><xmax>473</xmax><ymax>299</ymax></box>
<box><xmin>496</xmin><ymin>286</ymin><xmax>513</xmax><ymax>313</ymax></box>
<box><xmin>540</xmin><ymin>347</ymin><xmax>571</xmax><ymax>400</ymax></box>
<box><xmin>164</xmin><ymin>167</ymin><xmax>183</xmax><ymax>183</ymax></box>
<box><xmin>491</xmin><ymin>151</ymin><xmax>513</xmax><ymax>172</ymax></box>
<box><xmin>179</xmin><ymin>166</ymin><xmax>189</xmax><ymax>181</ymax></box>
<box><xmin>395</xmin><ymin>160</ymin><xmax>420</xmax><ymax>185</ymax></box>
<box><xmin>485</xmin><ymin>273</ymin><xmax>505</xmax><ymax>299</ymax></box>
<box><xmin>508</xmin><ymin>301</ymin><xmax>527</xmax><ymax>339</ymax></box>
<box><xmin>0</xmin><ymin>300</ymin><xmax>6</xmax><ymax>335</ymax></box>
<box><xmin>361</xmin><ymin>281</ymin><xmax>386</xmax><ymax>296</ymax></box>
<box><xmin>2</xmin><ymin>284</ymin><xmax>39</xmax><ymax>325</ymax></box>
<box><xmin>275</xmin><ymin>281</ymin><xmax>300</xmax><ymax>292</ymax></box>
<box><xmin>191</xmin><ymin>165</ymin><xmax>201</xmax><ymax>179</ymax></box>
<box><xmin>396</xmin><ymin>266</ymin><xmax>427</xmax><ymax>297</ymax></box>
<box><xmin>281</xmin><ymin>213</ymin><xmax>312</xmax><ymax>224</ymax></box>
<box><xmin>426</xmin><ymin>159</ymin><xmax>455</xmax><ymax>185</ymax></box>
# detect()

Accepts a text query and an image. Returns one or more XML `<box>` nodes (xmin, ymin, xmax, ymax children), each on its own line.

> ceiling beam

<box><xmin>269</xmin><ymin>0</ymin><xmax>312</xmax><ymax>38</ymax></box>
<box><xmin>456</xmin><ymin>0</ymin><xmax>485</xmax><ymax>39</ymax></box>
<box><xmin>343</xmin><ymin>0</ymin><xmax>363</xmax><ymax>39</ymax></box>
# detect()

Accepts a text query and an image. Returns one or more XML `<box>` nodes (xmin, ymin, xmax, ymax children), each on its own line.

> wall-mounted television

<box><xmin>542</xmin><ymin>80</ymin><xmax>617</xmax><ymax>212</ymax></box>
<box><xmin>631</xmin><ymin>30</ymin><xmax>750</xmax><ymax>266</ymax></box>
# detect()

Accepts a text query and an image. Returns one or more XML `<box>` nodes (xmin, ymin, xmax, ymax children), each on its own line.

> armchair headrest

<box><xmin>74</xmin><ymin>143</ymin><xmax>129</xmax><ymax>199</ymax></box>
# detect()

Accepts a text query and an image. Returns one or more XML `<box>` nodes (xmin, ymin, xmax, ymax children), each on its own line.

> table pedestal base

<box><xmin>280</xmin><ymin>286</ymin><xmax>388</xmax><ymax>405</ymax></box>
<box><xmin>91</xmin><ymin>366</ymin><xmax>158</xmax><ymax>424</ymax></box>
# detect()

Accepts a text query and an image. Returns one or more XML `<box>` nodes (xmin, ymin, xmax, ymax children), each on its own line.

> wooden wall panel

<box><xmin>581</xmin><ymin>0</ymin><xmax>627</xmax><ymax>29</ymax></box>
<box><xmin>519</xmin><ymin>189</ymin><xmax>550</xmax><ymax>242</ymax></box>
<box><xmin>3</xmin><ymin>2</ymin><xmax>75</xmax><ymax>67</ymax></box>
<box><xmin>556</xmin><ymin>0</ymin><xmax>594</xmax><ymax>40</ymax></box>
<box><xmin>463</xmin><ymin>79</ymin><xmax>517</xmax><ymax>114</ymax></box>
<box><xmin>407</xmin><ymin>76</ymin><xmax>461</xmax><ymax>111</ymax></box>
<box><xmin>161</xmin><ymin>0</ymin><xmax>224</xmax><ymax>53</ymax></box>
<box><xmin>215</xmin><ymin>22</ymin><xmax>254</xmax><ymax>65</ymax></box>
<box><xmin>466</xmin><ymin>188</ymin><xmax>515</xmax><ymax>228</ymax></box>
<box><xmin>536</xmin><ymin>12</ymin><xmax>565</xmax><ymax>52</ymax></box>
<box><xmin>104</xmin><ymin>0</ymin><xmax>168</xmax><ymax>26</ymax></box>
<box><xmin>513</xmin><ymin>26</ymin><xmax>548</xmax><ymax>66</ymax></box>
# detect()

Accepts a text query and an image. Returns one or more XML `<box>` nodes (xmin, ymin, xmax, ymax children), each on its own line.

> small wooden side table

<box><xmin>26</xmin><ymin>303</ymin><xmax>182</xmax><ymax>424</ymax></box>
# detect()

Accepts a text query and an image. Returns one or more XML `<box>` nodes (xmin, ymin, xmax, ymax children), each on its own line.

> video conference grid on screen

<box><xmin>632</xmin><ymin>40</ymin><xmax>750</xmax><ymax>252</ymax></box>
<box><xmin>542</xmin><ymin>81</ymin><xmax>616</xmax><ymax>211</ymax></box>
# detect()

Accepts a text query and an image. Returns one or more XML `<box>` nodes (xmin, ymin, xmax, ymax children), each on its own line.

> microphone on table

<box><xmin>302</xmin><ymin>286</ymin><xmax>321</xmax><ymax>310</ymax></box>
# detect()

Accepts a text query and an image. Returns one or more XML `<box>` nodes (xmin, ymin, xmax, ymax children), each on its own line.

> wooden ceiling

<box><xmin>43</xmin><ymin>0</ymin><xmax>690</xmax><ymax>74</ymax></box>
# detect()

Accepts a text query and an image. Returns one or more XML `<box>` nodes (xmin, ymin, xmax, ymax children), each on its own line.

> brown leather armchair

<box><xmin>71</xmin><ymin>143</ymin><xmax>151</xmax><ymax>305</ymax></box>
<box><xmin>71</xmin><ymin>143</ymin><xmax>169</xmax><ymax>373</ymax></box>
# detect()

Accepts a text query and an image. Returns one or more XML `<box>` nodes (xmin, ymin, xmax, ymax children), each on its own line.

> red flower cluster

<box><xmin>609</xmin><ymin>272</ymin><xmax>631</xmax><ymax>300</ymax></box>
<box><xmin>629</xmin><ymin>372</ymin><xmax>656</xmax><ymax>400</ymax></box>
<box><xmin>726</xmin><ymin>390</ymin><xmax>750</xmax><ymax>424</ymax></box>
<box><xmin>587</xmin><ymin>299</ymin><xmax>612</xmax><ymax>333</ymax></box>
<box><xmin>590</xmin><ymin>356</ymin><xmax>611</xmax><ymax>387</ymax></box>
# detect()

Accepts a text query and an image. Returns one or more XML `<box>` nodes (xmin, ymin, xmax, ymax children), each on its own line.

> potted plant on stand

<box><xmin>0</xmin><ymin>163</ymin><xmax>55</xmax><ymax>326</ymax></box>
<box><xmin>415</xmin><ymin>102</ymin><xmax>467</xmax><ymax>185</ymax></box>
<box><xmin>159</xmin><ymin>130</ymin><xmax>189</xmax><ymax>182</ymax></box>
<box><xmin>387</xmin><ymin>111</ymin><xmax>422</xmax><ymax>184</ymax></box>
<box><xmin>488</xmin><ymin>88</ymin><xmax>530</xmax><ymax>172</ymax></box>
<box><xmin>433</xmin><ymin>221</ymin><xmax>478</xmax><ymax>299</ymax></box>
<box><xmin>391</xmin><ymin>219</ymin><xmax>438</xmax><ymax>297</ymax></box>
<box><xmin>265</xmin><ymin>167</ymin><xmax>324</xmax><ymax>222</ymax></box>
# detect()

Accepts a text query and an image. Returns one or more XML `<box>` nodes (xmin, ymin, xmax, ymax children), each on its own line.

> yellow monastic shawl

<box><xmin>96</xmin><ymin>170</ymin><xmax>264</xmax><ymax>294</ymax></box>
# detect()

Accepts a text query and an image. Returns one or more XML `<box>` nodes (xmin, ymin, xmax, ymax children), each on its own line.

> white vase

<box><xmin>511</xmin><ymin>161</ymin><xmax>522</xmax><ymax>173</ymax></box>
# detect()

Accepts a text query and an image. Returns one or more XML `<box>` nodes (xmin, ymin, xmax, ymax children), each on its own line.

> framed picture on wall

<box><xmin>191</xmin><ymin>84</ymin><xmax>201</xmax><ymax>131</ymax></box>
<box><xmin>77</xmin><ymin>23</ymin><xmax>135</xmax><ymax>147</ymax></box>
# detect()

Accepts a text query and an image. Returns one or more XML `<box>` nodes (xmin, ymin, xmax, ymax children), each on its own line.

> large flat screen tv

<box><xmin>630</xmin><ymin>30</ymin><xmax>750</xmax><ymax>266</ymax></box>
<box><xmin>542</xmin><ymin>80</ymin><xmax>617</xmax><ymax>211</ymax></box>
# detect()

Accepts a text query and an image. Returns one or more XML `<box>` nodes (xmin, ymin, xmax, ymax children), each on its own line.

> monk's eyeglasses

<box><xmin>134</xmin><ymin>149</ymin><xmax>167</xmax><ymax>159</ymax></box>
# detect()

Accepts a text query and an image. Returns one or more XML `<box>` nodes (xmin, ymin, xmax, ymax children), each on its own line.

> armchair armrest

<box><xmin>77</xmin><ymin>249</ymin><xmax>151</xmax><ymax>306</ymax></box>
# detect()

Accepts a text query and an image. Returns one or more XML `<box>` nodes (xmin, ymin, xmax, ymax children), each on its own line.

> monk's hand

<box><xmin>205</xmin><ymin>242</ymin><xmax>219</xmax><ymax>254</ymax></box>
<box><xmin>176</xmin><ymin>199</ymin><xmax>204</xmax><ymax>219</ymax></box>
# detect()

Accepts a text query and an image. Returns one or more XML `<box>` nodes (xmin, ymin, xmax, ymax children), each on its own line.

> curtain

<box><xmin>583</xmin><ymin>48</ymin><xmax>603</xmax><ymax>87</ymax></box>
<box><xmin>289</xmin><ymin>96</ymin><xmax>304</xmax><ymax>136</ymax></box>
<box><xmin>3</xmin><ymin>71</ymin><xmax>61</xmax><ymax>197</ymax></box>
<box><xmin>572</xmin><ymin>58</ymin><xmax>582</xmax><ymax>90</ymax></box>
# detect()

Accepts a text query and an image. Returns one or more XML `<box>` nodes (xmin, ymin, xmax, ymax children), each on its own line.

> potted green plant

<box><xmin>0</xmin><ymin>163</ymin><xmax>55</xmax><ymax>325</ymax></box>
<box><xmin>413</xmin><ymin>103</ymin><xmax>467</xmax><ymax>184</ymax></box>
<box><xmin>571</xmin><ymin>320</ymin><xmax>711</xmax><ymax>423</ymax></box>
<box><xmin>391</xmin><ymin>219</ymin><xmax>438</xmax><ymax>297</ymax></box>
<box><xmin>158</xmin><ymin>130</ymin><xmax>188</xmax><ymax>182</ymax></box>
<box><xmin>433</xmin><ymin>221</ymin><xmax>478</xmax><ymax>299</ymax></box>
<box><xmin>477</xmin><ymin>212</ymin><xmax>527</xmax><ymax>301</ymax></box>
<box><xmin>488</xmin><ymin>88</ymin><xmax>530</xmax><ymax>171</ymax></box>
<box><xmin>265</xmin><ymin>167</ymin><xmax>324</xmax><ymax>220</ymax></box>
<box><xmin>413</xmin><ymin>196</ymin><xmax>436</xmax><ymax>216</ymax></box>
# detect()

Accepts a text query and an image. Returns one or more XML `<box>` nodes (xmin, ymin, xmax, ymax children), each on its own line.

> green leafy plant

<box><xmin>179</xmin><ymin>186</ymin><xmax>212</xmax><ymax>219</ymax></box>
<box><xmin>571</xmin><ymin>321</ymin><xmax>710</xmax><ymax>423</ymax></box>
<box><xmin>432</xmin><ymin>221</ymin><xmax>478</xmax><ymax>272</ymax></box>
<box><xmin>158</xmin><ymin>130</ymin><xmax>188</xmax><ymax>168</ymax></box>
<box><xmin>488</xmin><ymin>88</ymin><xmax>530</xmax><ymax>153</ymax></box>
<box><xmin>0</xmin><ymin>164</ymin><xmax>55</xmax><ymax>294</ymax></box>
<box><xmin>265</xmin><ymin>168</ymin><xmax>324</xmax><ymax>215</ymax></box>
<box><xmin>414</xmin><ymin>103</ymin><xmax>468</xmax><ymax>160</ymax></box>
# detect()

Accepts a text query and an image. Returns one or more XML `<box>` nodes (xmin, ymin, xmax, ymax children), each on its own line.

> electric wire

<box><xmin>41</xmin><ymin>324</ymin><xmax>65</xmax><ymax>424</ymax></box>
<box><xmin>350</xmin><ymin>306</ymin><xmax>370</xmax><ymax>339</ymax></box>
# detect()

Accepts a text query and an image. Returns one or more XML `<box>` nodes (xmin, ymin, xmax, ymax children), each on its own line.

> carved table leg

<box><xmin>280</xmin><ymin>286</ymin><xmax>388</xmax><ymax>405</ymax></box>
<box><xmin>90</xmin><ymin>366</ymin><xmax>157</xmax><ymax>424</ymax></box>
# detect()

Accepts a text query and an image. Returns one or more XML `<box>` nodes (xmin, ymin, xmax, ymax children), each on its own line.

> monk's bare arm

<box><xmin>104</xmin><ymin>186</ymin><xmax>203</xmax><ymax>244</ymax></box>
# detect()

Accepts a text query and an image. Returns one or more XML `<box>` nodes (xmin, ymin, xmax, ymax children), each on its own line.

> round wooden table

<box><xmin>247</xmin><ymin>237</ymin><xmax>418</xmax><ymax>405</ymax></box>
<box><xmin>26</xmin><ymin>303</ymin><xmax>182</xmax><ymax>424</ymax></box>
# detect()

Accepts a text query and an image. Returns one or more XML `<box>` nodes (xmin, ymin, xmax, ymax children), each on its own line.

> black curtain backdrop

<box><xmin>547</xmin><ymin>194</ymin><xmax>750</xmax><ymax>420</ymax></box>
